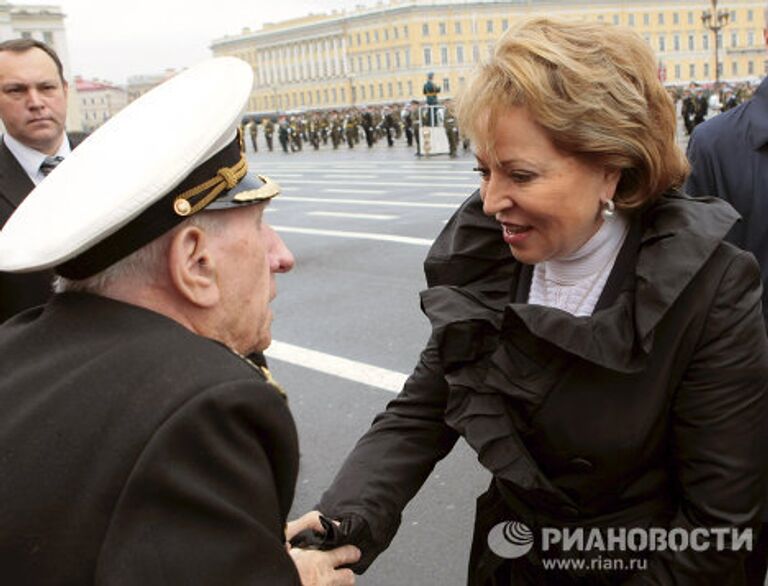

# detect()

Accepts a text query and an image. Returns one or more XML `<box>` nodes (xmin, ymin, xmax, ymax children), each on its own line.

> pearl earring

<box><xmin>601</xmin><ymin>199</ymin><xmax>615</xmax><ymax>220</ymax></box>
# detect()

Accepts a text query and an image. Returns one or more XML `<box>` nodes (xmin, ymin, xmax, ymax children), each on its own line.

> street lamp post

<box><xmin>701</xmin><ymin>0</ymin><xmax>730</xmax><ymax>86</ymax></box>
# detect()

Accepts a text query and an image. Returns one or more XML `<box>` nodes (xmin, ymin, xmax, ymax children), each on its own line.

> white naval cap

<box><xmin>0</xmin><ymin>57</ymin><xmax>280</xmax><ymax>279</ymax></box>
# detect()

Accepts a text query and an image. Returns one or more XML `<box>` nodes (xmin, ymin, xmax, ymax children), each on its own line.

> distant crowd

<box><xmin>668</xmin><ymin>81</ymin><xmax>758</xmax><ymax>136</ymax></box>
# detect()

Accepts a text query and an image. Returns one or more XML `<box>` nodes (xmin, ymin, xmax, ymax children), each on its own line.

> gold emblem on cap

<box><xmin>233</xmin><ymin>175</ymin><xmax>281</xmax><ymax>202</ymax></box>
<box><xmin>174</xmin><ymin>199</ymin><xmax>192</xmax><ymax>216</ymax></box>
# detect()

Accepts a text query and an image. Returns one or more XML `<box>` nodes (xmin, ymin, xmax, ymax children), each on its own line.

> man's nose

<box><xmin>26</xmin><ymin>89</ymin><xmax>45</xmax><ymax>109</ymax></box>
<box><xmin>265</xmin><ymin>224</ymin><xmax>295</xmax><ymax>273</ymax></box>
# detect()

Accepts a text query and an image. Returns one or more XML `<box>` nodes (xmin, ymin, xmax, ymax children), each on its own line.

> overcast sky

<box><xmin>24</xmin><ymin>0</ymin><xmax>377</xmax><ymax>84</ymax></box>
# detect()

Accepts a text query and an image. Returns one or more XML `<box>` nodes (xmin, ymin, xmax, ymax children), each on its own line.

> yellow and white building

<box><xmin>211</xmin><ymin>0</ymin><xmax>768</xmax><ymax>112</ymax></box>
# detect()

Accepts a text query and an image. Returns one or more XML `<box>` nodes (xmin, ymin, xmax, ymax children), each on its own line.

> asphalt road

<box><xmin>247</xmin><ymin>137</ymin><xmax>491</xmax><ymax>585</ymax></box>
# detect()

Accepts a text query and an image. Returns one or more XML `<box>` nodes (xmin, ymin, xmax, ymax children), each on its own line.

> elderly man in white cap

<box><xmin>0</xmin><ymin>58</ymin><xmax>358</xmax><ymax>585</ymax></box>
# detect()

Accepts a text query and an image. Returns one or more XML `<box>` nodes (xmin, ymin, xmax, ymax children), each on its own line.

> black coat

<box><xmin>0</xmin><ymin>134</ymin><xmax>84</xmax><ymax>323</ymax></box>
<box><xmin>318</xmin><ymin>191</ymin><xmax>768</xmax><ymax>584</ymax></box>
<box><xmin>685</xmin><ymin>76</ymin><xmax>768</xmax><ymax>334</ymax></box>
<box><xmin>0</xmin><ymin>293</ymin><xmax>301</xmax><ymax>585</ymax></box>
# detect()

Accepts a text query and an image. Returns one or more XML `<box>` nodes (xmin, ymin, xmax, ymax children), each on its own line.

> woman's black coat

<box><xmin>318</xmin><ymin>191</ymin><xmax>768</xmax><ymax>585</ymax></box>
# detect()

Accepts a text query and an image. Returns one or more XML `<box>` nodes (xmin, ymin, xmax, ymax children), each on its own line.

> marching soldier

<box><xmin>248</xmin><ymin>117</ymin><xmax>258</xmax><ymax>152</ymax></box>
<box><xmin>262</xmin><ymin>117</ymin><xmax>275</xmax><ymax>152</ymax></box>
<box><xmin>442</xmin><ymin>99</ymin><xmax>459</xmax><ymax>158</ymax></box>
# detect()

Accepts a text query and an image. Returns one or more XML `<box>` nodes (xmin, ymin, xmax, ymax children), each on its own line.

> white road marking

<box><xmin>428</xmin><ymin>192</ymin><xmax>471</xmax><ymax>197</ymax></box>
<box><xmin>308</xmin><ymin>211</ymin><xmax>397</xmax><ymax>220</ymax></box>
<box><xmin>266</xmin><ymin>340</ymin><xmax>406</xmax><ymax>393</ymax></box>
<box><xmin>323</xmin><ymin>188</ymin><xmax>387</xmax><ymax>195</ymax></box>
<box><xmin>284</xmin><ymin>179</ymin><xmax>476</xmax><ymax>189</ymax></box>
<box><xmin>322</xmin><ymin>174</ymin><xmax>378</xmax><ymax>179</ymax></box>
<box><xmin>272</xmin><ymin>225</ymin><xmax>434</xmax><ymax>246</ymax></box>
<box><xmin>280</xmin><ymin>196</ymin><xmax>457</xmax><ymax>209</ymax></box>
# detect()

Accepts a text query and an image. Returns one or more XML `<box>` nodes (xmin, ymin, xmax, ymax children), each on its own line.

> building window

<box><xmin>688</xmin><ymin>34</ymin><xmax>695</xmax><ymax>50</ymax></box>
<box><xmin>404</xmin><ymin>25</ymin><xmax>409</xmax><ymax>37</ymax></box>
<box><xmin>424</xmin><ymin>47</ymin><xmax>432</xmax><ymax>65</ymax></box>
<box><xmin>659</xmin><ymin>36</ymin><xmax>665</xmax><ymax>52</ymax></box>
<box><xmin>443</xmin><ymin>78</ymin><xmax>450</xmax><ymax>92</ymax></box>
<box><xmin>376</xmin><ymin>54</ymin><xmax>382</xmax><ymax>70</ymax></box>
<box><xmin>703</xmin><ymin>34</ymin><xmax>709</xmax><ymax>51</ymax></box>
<box><xmin>407</xmin><ymin>80</ymin><xmax>413</xmax><ymax>95</ymax></box>
<box><xmin>332</xmin><ymin>88</ymin><xmax>337</xmax><ymax>102</ymax></box>
<box><xmin>472</xmin><ymin>44</ymin><xmax>480</xmax><ymax>63</ymax></box>
<box><xmin>341</xmin><ymin>87</ymin><xmax>345</xmax><ymax>102</ymax></box>
<box><xmin>388</xmin><ymin>82</ymin><xmax>393</xmax><ymax>97</ymax></box>
<box><xmin>730</xmin><ymin>10</ymin><xmax>736</xmax><ymax>23</ymax></box>
<box><xmin>422</xmin><ymin>23</ymin><xmax>429</xmax><ymax>36</ymax></box>
<box><xmin>673</xmin><ymin>12</ymin><xmax>679</xmax><ymax>25</ymax></box>
<box><xmin>732</xmin><ymin>61</ymin><xmax>738</xmax><ymax>75</ymax></box>
<box><xmin>704</xmin><ymin>63</ymin><xmax>710</xmax><ymax>78</ymax></box>
<box><xmin>731</xmin><ymin>31</ymin><xmax>738</xmax><ymax>48</ymax></box>
<box><xmin>455</xmin><ymin>21</ymin><xmax>462</xmax><ymax>34</ymax></box>
<box><xmin>502</xmin><ymin>19</ymin><xmax>509</xmax><ymax>31</ymax></box>
<box><xmin>643</xmin><ymin>13</ymin><xmax>649</xmax><ymax>26</ymax></box>
<box><xmin>439</xmin><ymin>22</ymin><xmax>446</xmax><ymax>35</ymax></box>
<box><xmin>361</xmin><ymin>86</ymin><xmax>366</xmax><ymax>99</ymax></box>
<box><xmin>386</xmin><ymin>52</ymin><xmax>391</xmax><ymax>69</ymax></box>
<box><xmin>43</xmin><ymin>31</ymin><xmax>53</xmax><ymax>45</ymax></box>
<box><xmin>688</xmin><ymin>11</ymin><xmax>694</xmax><ymax>24</ymax></box>
<box><xmin>674</xmin><ymin>64</ymin><xmax>681</xmax><ymax>79</ymax></box>
<box><xmin>673</xmin><ymin>34</ymin><xmax>680</xmax><ymax>51</ymax></box>
<box><xmin>689</xmin><ymin>63</ymin><xmax>695</xmax><ymax>78</ymax></box>
<box><xmin>441</xmin><ymin>46</ymin><xmax>448</xmax><ymax>64</ymax></box>
<box><xmin>405</xmin><ymin>48</ymin><xmax>411</xmax><ymax>67</ymax></box>
<box><xmin>749</xmin><ymin>31</ymin><xmax>755</xmax><ymax>47</ymax></box>
<box><xmin>629</xmin><ymin>14</ymin><xmax>635</xmax><ymax>26</ymax></box>
<box><xmin>486</xmin><ymin>20</ymin><xmax>494</xmax><ymax>33</ymax></box>
<box><xmin>395</xmin><ymin>51</ymin><xmax>401</xmax><ymax>68</ymax></box>
<box><xmin>358</xmin><ymin>56</ymin><xmax>363</xmax><ymax>71</ymax></box>
<box><xmin>456</xmin><ymin>45</ymin><xmax>464</xmax><ymax>64</ymax></box>
<box><xmin>374</xmin><ymin>30</ymin><xmax>379</xmax><ymax>42</ymax></box>
<box><xmin>367</xmin><ymin>55</ymin><xmax>372</xmax><ymax>70</ymax></box>
<box><xmin>357</xmin><ymin>33</ymin><xmax>361</xmax><ymax>45</ymax></box>
<box><xmin>658</xmin><ymin>13</ymin><xmax>664</xmax><ymax>25</ymax></box>
<box><xmin>612</xmin><ymin>14</ymin><xmax>619</xmax><ymax>25</ymax></box>
<box><xmin>366</xmin><ymin>31</ymin><xmax>370</xmax><ymax>44</ymax></box>
<box><xmin>717</xmin><ymin>31</ymin><xmax>723</xmax><ymax>49</ymax></box>
<box><xmin>384</xmin><ymin>29</ymin><xmax>389</xmax><ymax>41</ymax></box>
<box><xmin>324</xmin><ymin>89</ymin><xmax>330</xmax><ymax>103</ymax></box>
<box><xmin>21</xmin><ymin>31</ymin><xmax>31</xmax><ymax>39</ymax></box>
<box><xmin>370</xmin><ymin>83</ymin><xmax>374</xmax><ymax>98</ymax></box>
<box><xmin>393</xmin><ymin>27</ymin><xmax>398</xmax><ymax>39</ymax></box>
<box><xmin>748</xmin><ymin>60</ymin><xmax>754</xmax><ymax>74</ymax></box>
<box><xmin>717</xmin><ymin>62</ymin><xmax>723</xmax><ymax>76</ymax></box>
<box><xmin>398</xmin><ymin>81</ymin><xmax>403</xmax><ymax>96</ymax></box>
<box><xmin>378</xmin><ymin>83</ymin><xmax>383</xmax><ymax>97</ymax></box>
<box><xmin>748</xmin><ymin>9</ymin><xmax>754</xmax><ymax>22</ymax></box>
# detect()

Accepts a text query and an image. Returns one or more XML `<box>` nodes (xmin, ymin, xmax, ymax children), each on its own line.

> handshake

<box><xmin>286</xmin><ymin>511</ymin><xmax>361</xmax><ymax>586</ymax></box>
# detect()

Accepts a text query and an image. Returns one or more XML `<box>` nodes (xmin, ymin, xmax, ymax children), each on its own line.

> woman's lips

<box><xmin>502</xmin><ymin>223</ymin><xmax>532</xmax><ymax>245</ymax></box>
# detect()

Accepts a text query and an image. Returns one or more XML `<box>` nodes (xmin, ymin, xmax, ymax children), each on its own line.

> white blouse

<box><xmin>528</xmin><ymin>214</ymin><xmax>629</xmax><ymax>317</ymax></box>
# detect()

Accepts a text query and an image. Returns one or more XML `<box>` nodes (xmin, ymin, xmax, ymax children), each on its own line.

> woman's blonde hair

<box><xmin>457</xmin><ymin>17</ymin><xmax>689</xmax><ymax>208</ymax></box>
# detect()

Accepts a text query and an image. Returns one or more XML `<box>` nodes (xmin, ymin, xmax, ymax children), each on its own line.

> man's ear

<box><xmin>167</xmin><ymin>225</ymin><xmax>220</xmax><ymax>308</ymax></box>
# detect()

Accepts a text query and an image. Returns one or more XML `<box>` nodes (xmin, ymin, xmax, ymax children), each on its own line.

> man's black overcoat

<box><xmin>0</xmin><ymin>293</ymin><xmax>301</xmax><ymax>585</ymax></box>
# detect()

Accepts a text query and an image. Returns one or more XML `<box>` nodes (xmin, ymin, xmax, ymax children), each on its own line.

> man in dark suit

<box><xmin>685</xmin><ymin>9</ymin><xmax>768</xmax><ymax>584</ymax></box>
<box><xmin>0</xmin><ymin>58</ymin><xmax>358</xmax><ymax>585</ymax></box>
<box><xmin>0</xmin><ymin>38</ymin><xmax>83</xmax><ymax>322</ymax></box>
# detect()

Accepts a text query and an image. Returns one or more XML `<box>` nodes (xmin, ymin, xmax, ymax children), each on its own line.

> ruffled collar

<box><xmin>422</xmin><ymin>190</ymin><xmax>739</xmax><ymax>373</ymax></box>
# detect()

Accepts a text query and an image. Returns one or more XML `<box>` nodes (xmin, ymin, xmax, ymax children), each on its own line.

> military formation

<box><xmin>674</xmin><ymin>81</ymin><xmax>754</xmax><ymax>136</ymax></box>
<box><xmin>241</xmin><ymin>100</ymin><xmax>470</xmax><ymax>157</ymax></box>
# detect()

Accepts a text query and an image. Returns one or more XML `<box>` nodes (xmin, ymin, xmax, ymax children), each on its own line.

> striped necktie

<box><xmin>39</xmin><ymin>155</ymin><xmax>64</xmax><ymax>176</ymax></box>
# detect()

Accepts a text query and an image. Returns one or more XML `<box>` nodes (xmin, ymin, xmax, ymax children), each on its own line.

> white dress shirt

<box><xmin>3</xmin><ymin>133</ymin><xmax>71</xmax><ymax>186</ymax></box>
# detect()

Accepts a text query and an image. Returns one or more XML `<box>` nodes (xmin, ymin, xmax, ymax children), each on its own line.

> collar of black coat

<box><xmin>421</xmin><ymin>189</ymin><xmax>739</xmax><ymax>373</ymax></box>
<box><xmin>746</xmin><ymin>76</ymin><xmax>768</xmax><ymax>150</ymax></box>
